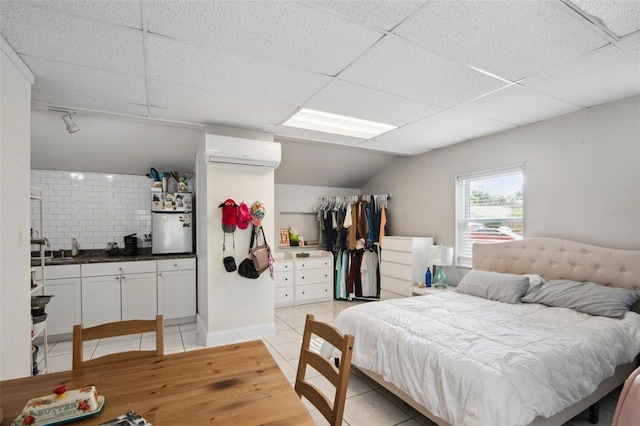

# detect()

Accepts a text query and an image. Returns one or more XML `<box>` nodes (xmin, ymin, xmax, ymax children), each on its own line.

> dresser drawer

<box><xmin>275</xmin><ymin>287</ymin><xmax>294</xmax><ymax>307</ymax></box>
<box><xmin>296</xmin><ymin>258</ymin><xmax>332</xmax><ymax>270</ymax></box>
<box><xmin>296</xmin><ymin>283</ymin><xmax>332</xmax><ymax>303</ymax></box>
<box><xmin>382</xmin><ymin>237</ymin><xmax>414</xmax><ymax>252</ymax></box>
<box><xmin>380</xmin><ymin>249</ymin><xmax>412</xmax><ymax>265</ymax></box>
<box><xmin>295</xmin><ymin>268</ymin><xmax>331</xmax><ymax>285</ymax></box>
<box><xmin>380</xmin><ymin>261</ymin><xmax>413</xmax><ymax>281</ymax></box>
<box><xmin>274</xmin><ymin>260</ymin><xmax>293</xmax><ymax>273</ymax></box>
<box><xmin>380</xmin><ymin>275</ymin><xmax>411</xmax><ymax>297</ymax></box>
<box><xmin>274</xmin><ymin>271</ymin><xmax>294</xmax><ymax>288</ymax></box>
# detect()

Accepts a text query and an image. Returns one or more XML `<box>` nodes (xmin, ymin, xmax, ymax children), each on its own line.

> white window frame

<box><xmin>455</xmin><ymin>165</ymin><xmax>525</xmax><ymax>268</ymax></box>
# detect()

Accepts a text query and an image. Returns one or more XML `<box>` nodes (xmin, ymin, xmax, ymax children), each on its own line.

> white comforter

<box><xmin>323</xmin><ymin>292</ymin><xmax>640</xmax><ymax>426</ymax></box>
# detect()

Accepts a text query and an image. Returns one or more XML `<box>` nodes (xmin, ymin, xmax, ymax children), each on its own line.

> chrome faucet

<box><xmin>59</xmin><ymin>248</ymin><xmax>65</xmax><ymax>258</ymax></box>
<box><xmin>43</xmin><ymin>238</ymin><xmax>50</xmax><ymax>247</ymax></box>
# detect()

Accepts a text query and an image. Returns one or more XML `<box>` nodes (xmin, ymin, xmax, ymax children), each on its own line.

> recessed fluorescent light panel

<box><xmin>283</xmin><ymin>108</ymin><xmax>397</xmax><ymax>139</ymax></box>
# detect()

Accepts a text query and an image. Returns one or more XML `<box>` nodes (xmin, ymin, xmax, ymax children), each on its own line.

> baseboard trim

<box><xmin>196</xmin><ymin>314</ymin><xmax>276</xmax><ymax>347</ymax></box>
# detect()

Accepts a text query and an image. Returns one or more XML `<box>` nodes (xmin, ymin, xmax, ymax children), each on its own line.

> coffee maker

<box><xmin>123</xmin><ymin>233</ymin><xmax>138</xmax><ymax>256</ymax></box>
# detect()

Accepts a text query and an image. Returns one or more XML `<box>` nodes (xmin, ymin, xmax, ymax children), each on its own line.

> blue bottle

<box><xmin>425</xmin><ymin>267</ymin><xmax>432</xmax><ymax>288</ymax></box>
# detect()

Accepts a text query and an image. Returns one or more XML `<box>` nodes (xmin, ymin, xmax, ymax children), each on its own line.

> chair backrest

<box><xmin>612</xmin><ymin>365</ymin><xmax>640</xmax><ymax>426</ymax></box>
<box><xmin>295</xmin><ymin>314</ymin><xmax>354</xmax><ymax>426</ymax></box>
<box><xmin>72</xmin><ymin>315</ymin><xmax>164</xmax><ymax>370</ymax></box>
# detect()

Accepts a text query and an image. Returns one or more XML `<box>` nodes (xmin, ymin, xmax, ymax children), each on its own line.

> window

<box><xmin>456</xmin><ymin>166</ymin><xmax>524</xmax><ymax>267</ymax></box>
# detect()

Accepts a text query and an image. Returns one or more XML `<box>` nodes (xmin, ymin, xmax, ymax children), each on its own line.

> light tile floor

<box><xmin>37</xmin><ymin>300</ymin><xmax>621</xmax><ymax>426</ymax></box>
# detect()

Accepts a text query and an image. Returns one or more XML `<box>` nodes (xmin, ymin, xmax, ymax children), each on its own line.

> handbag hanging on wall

<box><xmin>222</xmin><ymin>232</ymin><xmax>236</xmax><ymax>272</ymax></box>
<box><xmin>250</xmin><ymin>225</ymin><xmax>270</xmax><ymax>273</ymax></box>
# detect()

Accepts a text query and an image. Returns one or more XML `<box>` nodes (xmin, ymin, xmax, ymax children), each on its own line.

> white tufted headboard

<box><xmin>472</xmin><ymin>238</ymin><xmax>640</xmax><ymax>312</ymax></box>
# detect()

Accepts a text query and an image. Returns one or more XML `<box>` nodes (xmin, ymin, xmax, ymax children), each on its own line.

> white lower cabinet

<box><xmin>35</xmin><ymin>265</ymin><xmax>81</xmax><ymax>337</ymax></box>
<box><xmin>82</xmin><ymin>261</ymin><xmax>157</xmax><ymax>327</ymax></box>
<box><xmin>82</xmin><ymin>275</ymin><xmax>122</xmax><ymax>327</ymax></box>
<box><xmin>157</xmin><ymin>258</ymin><xmax>196</xmax><ymax>320</ymax></box>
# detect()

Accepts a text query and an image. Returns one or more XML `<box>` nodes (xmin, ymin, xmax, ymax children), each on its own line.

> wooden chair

<box><xmin>295</xmin><ymin>314</ymin><xmax>354</xmax><ymax>426</ymax></box>
<box><xmin>72</xmin><ymin>315</ymin><xmax>164</xmax><ymax>370</ymax></box>
<box><xmin>612</xmin><ymin>365</ymin><xmax>640</xmax><ymax>426</ymax></box>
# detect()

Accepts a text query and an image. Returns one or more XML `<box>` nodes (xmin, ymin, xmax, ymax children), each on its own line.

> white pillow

<box><xmin>457</xmin><ymin>270</ymin><xmax>530</xmax><ymax>304</ymax></box>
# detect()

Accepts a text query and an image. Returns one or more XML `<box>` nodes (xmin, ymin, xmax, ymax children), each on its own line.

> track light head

<box><xmin>61</xmin><ymin>113</ymin><xmax>80</xmax><ymax>133</ymax></box>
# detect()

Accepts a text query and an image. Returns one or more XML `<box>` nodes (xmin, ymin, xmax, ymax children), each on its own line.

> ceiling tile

<box><xmin>273</xmin><ymin>126</ymin><xmax>366</xmax><ymax>146</ymax></box>
<box><xmin>304</xmin><ymin>79</ymin><xmax>442</xmax><ymax>126</ymax></box>
<box><xmin>1</xmin><ymin>2</ymin><xmax>145</xmax><ymax>76</ymax></box>
<box><xmin>454</xmin><ymin>85</ymin><xmax>581</xmax><ymax>126</ymax></box>
<box><xmin>339</xmin><ymin>36</ymin><xmax>507</xmax><ymax>108</ymax></box>
<box><xmin>146</xmin><ymin>1</ymin><xmax>382</xmax><ymax>75</ymax></box>
<box><xmin>521</xmin><ymin>44</ymin><xmax>640</xmax><ymax>108</ymax></box>
<box><xmin>394</xmin><ymin>0</ymin><xmax>609</xmax><ymax>81</ymax></box>
<box><xmin>410</xmin><ymin>109</ymin><xmax>516</xmax><ymax>140</ymax></box>
<box><xmin>568</xmin><ymin>0</ymin><xmax>640</xmax><ymax>37</ymax></box>
<box><xmin>373</xmin><ymin>120</ymin><xmax>466</xmax><ymax>150</ymax></box>
<box><xmin>146</xmin><ymin>35</ymin><xmax>331</xmax><ymax>106</ymax></box>
<box><xmin>24</xmin><ymin>56</ymin><xmax>147</xmax><ymax>105</ymax></box>
<box><xmin>32</xmin><ymin>89</ymin><xmax>149</xmax><ymax>117</ymax></box>
<box><xmin>304</xmin><ymin>1</ymin><xmax>426</xmax><ymax>31</ymax></box>
<box><xmin>355</xmin><ymin>139</ymin><xmax>422</xmax><ymax>155</ymax></box>
<box><xmin>149</xmin><ymin>107</ymin><xmax>276</xmax><ymax>133</ymax></box>
<box><xmin>19</xmin><ymin>0</ymin><xmax>143</xmax><ymax>29</ymax></box>
<box><xmin>617</xmin><ymin>31</ymin><xmax>640</xmax><ymax>60</ymax></box>
<box><xmin>148</xmin><ymin>80</ymin><xmax>296</xmax><ymax>126</ymax></box>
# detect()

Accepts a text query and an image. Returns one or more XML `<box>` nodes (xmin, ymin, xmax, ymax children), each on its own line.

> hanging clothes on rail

<box><xmin>318</xmin><ymin>194</ymin><xmax>390</xmax><ymax>301</ymax></box>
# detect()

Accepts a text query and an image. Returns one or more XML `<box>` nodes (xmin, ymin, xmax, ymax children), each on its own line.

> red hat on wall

<box><xmin>219</xmin><ymin>198</ymin><xmax>238</xmax><ymax>233</ymax></box>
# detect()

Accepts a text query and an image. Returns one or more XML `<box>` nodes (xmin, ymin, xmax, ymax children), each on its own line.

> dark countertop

<box><xmin>31</xmin><ymin>248</ymin><xmax>196</xmax><ymax>267</ymax></box>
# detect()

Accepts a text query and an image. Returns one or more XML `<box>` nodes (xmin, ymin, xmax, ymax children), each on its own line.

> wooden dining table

<box><xmin>0</xmin><ymin>340</ymin><xmax>315</xmax><ymax>425</ymax></box>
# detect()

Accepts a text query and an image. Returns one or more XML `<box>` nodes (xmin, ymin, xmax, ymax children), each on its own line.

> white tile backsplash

<box><xmin>31</xmin><ymin>170</ymin><xmax>156</xmax><ymax>251</ymax></box>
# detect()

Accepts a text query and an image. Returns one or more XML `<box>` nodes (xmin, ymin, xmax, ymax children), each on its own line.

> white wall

<box><xmin>1</xmin><ymin>41</ymin><xmax>34</xmax><ymax>379</ymax></box>
<box><xmin>363</xmin><ymin>96</ymin><xmax>640</xmax><ymax>283</ymax></box>
<box><xmin>196</xmin><ymin>130</ymin><xmax>277</xmax><ymax>347</ymax></box>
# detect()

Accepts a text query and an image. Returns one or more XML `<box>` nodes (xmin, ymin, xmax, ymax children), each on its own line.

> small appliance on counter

<box><xmin>123</xmin><ymin>233</ymin><xmax>138</xmax><ymax>256</ymax></box>
<box><xmin>106</xmin><ymin>242</ymin><xmax>120</xmax><ymax>256</ymax></box>
<box><xmin>151</xmin><ymin>192</ymin><xmax>193</xmax><ymax>254</ymax></box>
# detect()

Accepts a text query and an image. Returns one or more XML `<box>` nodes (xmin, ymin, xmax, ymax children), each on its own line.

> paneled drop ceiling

<box><xmin>1</xmin><ymin>0</ymin><xmax>639</xmax><ymax>158</ymax></box>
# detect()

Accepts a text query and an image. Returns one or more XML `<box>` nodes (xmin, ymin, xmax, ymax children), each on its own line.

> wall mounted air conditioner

<box><xmin>205</xmin><ymin>134</ymin><xmax>281</xmax><ymax>169</ymax></box>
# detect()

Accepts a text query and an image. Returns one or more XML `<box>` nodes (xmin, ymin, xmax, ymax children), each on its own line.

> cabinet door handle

<box><xmin>284</xmin><ymin>278</ymin><xmax>288</xmax><ymax>281</ymax></box>
<box><xmin>121</xmin><ymin>276</ymin><xmax>125</xmax><ymax>279</ymax></box>
<box><xmin>115</xmin><ymin>277</ymin><xmax>120</xmax><ymax>280</ymax></box>
<box><xmin>174</xmin><ymin>263</ymin><xmax>178</xmax><ymax>267</ymax></box>
<box><xmin>158</xmin><ymin>273</ymin><xmax>162</xmax><ymax>277</ymax></box>
<box><xmin>301</xmin><ymin>264</ymin><xmax>305</xmax><ymax>267</ymax></box>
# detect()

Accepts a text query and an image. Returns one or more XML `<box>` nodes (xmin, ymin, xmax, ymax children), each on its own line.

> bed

<box><xmin>323</xmin><ymin>238</ymin><xmax>640</xmax><ymax>426</ymax></box>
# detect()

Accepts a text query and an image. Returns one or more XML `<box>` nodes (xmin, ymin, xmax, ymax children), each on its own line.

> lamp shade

<box><xmin>429</xmin><ymin>245</ymin><xmax>453</xmax><ymax>266</ymax></box>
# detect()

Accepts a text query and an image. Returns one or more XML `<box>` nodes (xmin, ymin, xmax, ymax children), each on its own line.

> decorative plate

<box><xmin>11</xmin><ymin>395</ymin><xmax>105</xmax><ymax>426</ymax></box>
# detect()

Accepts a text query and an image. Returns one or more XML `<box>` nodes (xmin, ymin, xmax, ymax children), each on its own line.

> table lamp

<box><xmin>429</xmin><ymin>245</ymin><xmax>454</xmax><ymax>288</ymax></box>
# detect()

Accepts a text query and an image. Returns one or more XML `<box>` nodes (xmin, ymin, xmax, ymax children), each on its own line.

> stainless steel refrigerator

<box><xmin>151</xmin><ymin>192</ymin><xmax>193</xmax><ymax>254</ymax></box>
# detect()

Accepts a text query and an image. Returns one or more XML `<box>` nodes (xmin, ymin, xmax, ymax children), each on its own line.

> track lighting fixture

<box><xmin>61</xmin><ymin>112</ymin><xmax>80</xmax><ymax>133</ymax></box>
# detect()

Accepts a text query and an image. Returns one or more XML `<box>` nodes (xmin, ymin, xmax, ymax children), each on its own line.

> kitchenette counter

<box><xmin>31</xmin><ymin>248</ymin><xmax>196</xmax><ymax>266</ymax></box>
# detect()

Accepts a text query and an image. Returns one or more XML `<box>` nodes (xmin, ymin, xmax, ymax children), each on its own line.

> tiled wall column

<box><xmin>30</xmin><ymin>170</ymin><xmax>152</xmax><ymax>251</ymax></box>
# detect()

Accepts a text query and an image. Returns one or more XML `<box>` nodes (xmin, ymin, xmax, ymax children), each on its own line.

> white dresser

<box><xmin>273</xmin><ymin>251</ymin><xmax>333</xmax><ymax>306</ymax></box>
<box><xmin>380</xmin><ymin>236</ymin><xmax>433</xmax><ymax>300</ymax></box>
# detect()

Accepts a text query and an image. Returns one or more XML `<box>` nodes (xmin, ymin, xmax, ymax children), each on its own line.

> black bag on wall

<box><xmin>238</xmin><ymin>258</ymin><xmax>259</xmax><ymax>279</ymax></box>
